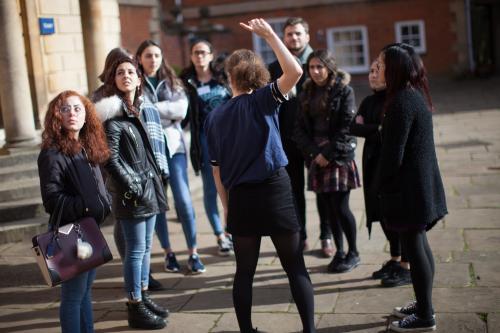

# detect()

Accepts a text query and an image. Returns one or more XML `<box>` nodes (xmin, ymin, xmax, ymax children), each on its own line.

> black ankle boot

<box><xmin>127</xmin><ymin>301</ymin><xmax>166</xmax><ymax>329</ymax></box>
<box><xmin>142</xmin><ymin>290</ymin><xmax>169</xmax><ymax>318</ymax></box>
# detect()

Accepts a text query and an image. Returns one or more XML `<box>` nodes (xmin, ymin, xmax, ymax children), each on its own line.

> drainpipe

<box><xmin>465</xmin><ymin>0</ymin><xmax>475</xmax><ymax>73</ymax></box>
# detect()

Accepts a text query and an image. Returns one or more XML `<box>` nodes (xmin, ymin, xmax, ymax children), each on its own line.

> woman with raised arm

<box><xmin>205</xmin><ymin>19</ymin><xmax>316</xmax><ymax>333</ymax></box>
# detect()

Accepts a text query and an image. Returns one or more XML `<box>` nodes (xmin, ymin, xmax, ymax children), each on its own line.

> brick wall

<box><xmin>170</xmin><ymin>0</ymin><xmax>460</xmax><ymax>76</ymax></box>
<box><xmin>119</xmin><ymin>5</ymin><xmax>153</xmax><ymax>54</ymax></box>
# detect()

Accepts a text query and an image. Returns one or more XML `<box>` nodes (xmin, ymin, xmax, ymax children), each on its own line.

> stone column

<box><xmin>80</xmin><ymin>0</ymin><xmax>108</xmax><ymax>94</ymax></box>
<box><xmin>0</xmin><ymin>0</ymin><xmax>37</xmax><ymax>148</ymax></box>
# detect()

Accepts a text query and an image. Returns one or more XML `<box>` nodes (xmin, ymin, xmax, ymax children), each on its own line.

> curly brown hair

<box><xmin>41</xmin><ymin>90</ymin><xmax>110</xmax><ymax>165</ymax></box>
<box><xmin>225</xmin><ymin>49</ymin><xmax>270</xmax><ymax>93</ymax></box>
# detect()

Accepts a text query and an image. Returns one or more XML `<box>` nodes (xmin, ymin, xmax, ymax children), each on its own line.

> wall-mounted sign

<box><xmin>39</xmin><ymin>18</ymin><xmax>55</xmax><ymax>35</ymax></box>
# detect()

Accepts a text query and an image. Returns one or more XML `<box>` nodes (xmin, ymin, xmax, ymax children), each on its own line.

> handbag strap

<box><xmin>49</xmin><ymin>196</ymin><xmax>67</xmax><ymax>232</ymax></box>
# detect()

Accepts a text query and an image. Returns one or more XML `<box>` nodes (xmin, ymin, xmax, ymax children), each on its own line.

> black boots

<box><xmin>127</xmin><ymin>301</ymin><xmax>166</xmax><ymax>330</ymax></box>
<box><xmin>142</xmin><ymin>290</ymin><xmax>169</xmax><ymax>318</ymax></box>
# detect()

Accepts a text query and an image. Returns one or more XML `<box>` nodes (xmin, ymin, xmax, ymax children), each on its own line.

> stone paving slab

<box><xmin>334</xmin><ymin>288</ymin><xmax>413</xmax><ymax>314</ymax></box>
<box><xmin>488</xmin><ymin>313</ymin><xmax>500</xmax><ymax>333</ymax></box>
<box><xmin>432</xmin><ymin>287</ymin><xmax>500</xmax><ymax>313</ymax></box>
<box><xmin>212</xmin><ymin>312</ymin><xmax>321</xmax><ymax>333</ymax></box>
<box><xmin>0</xmin><ymin>308</ymin><xmax>60</xmax><ymax>333</ymax></box>
<box><xmin>433</xmin><ymin>313</ymin><xmax>487</xmax><ymax>333</ymax></box>
<box><xmin>1</xmin><ymin>107</ymin><xmax>500</xmax><ymax>332</ymax></box>
<box><xmin>465</xmin><ymin>230</ymin><xmax>500</xmax><ymax>251</ymax></box>
<box><xmin>473</xmin><ymin>262</ymin><xmax>500</xmax><ymax>287</ymax></box>
<box><xmin>444</xmin><ymin>208</ymin><xmax>500</xmax><ymax>229</ymax></box>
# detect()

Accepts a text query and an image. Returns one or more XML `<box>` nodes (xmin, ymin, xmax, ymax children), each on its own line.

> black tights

<box><xmin>319</xmin><ymin>191</ymin><xmax>357</xmax><ymax>254</ymax></box>
<box><xmin>400</xmin><ymin>229</ymin><xmax>435</xmax><ymax>319</ymax></box>
<box><xmin>232</xmin><ymin>232</ymin><xmax>316</xmax><ymax>333</ymax></box>
<box><xmin>380</xmin><ymin>221</ymin><xmax>408</xmax><ymax>262</ymax></box>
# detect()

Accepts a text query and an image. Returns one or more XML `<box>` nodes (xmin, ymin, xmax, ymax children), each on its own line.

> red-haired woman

<box><xmin>38</xmin><ymin>90</ymin><xmax>111</xmax><ymax>333</ymax></box>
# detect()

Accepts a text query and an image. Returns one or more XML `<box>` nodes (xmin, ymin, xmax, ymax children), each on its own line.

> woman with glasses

<box><xmin>38</xmin><ymin>90</ymin><xmax>111</xmax><ymax>333</ymax></box>
<box><xmin>180</xmin><ymin>39</ymin><xmax>233</xmax><ymax>256</ymax></box>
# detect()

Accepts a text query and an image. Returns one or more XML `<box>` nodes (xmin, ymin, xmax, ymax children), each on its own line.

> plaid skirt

<box><xmin>308</xmin><ymin>159</ymin><xmax>361</xmax><ymax>193</ymax></box>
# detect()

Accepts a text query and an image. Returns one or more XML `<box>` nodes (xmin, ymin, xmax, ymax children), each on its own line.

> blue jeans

<box><xmin>120</xmin><ymin>215</ymin><xmax>156</xmax><ymax>300</ymax></box>
<box><xmin>168</xmin><ymin>153</ymin><xmax>197</xmax><ymax>249</ymax></box>
<box><xmin>155</xmin><ymin>212</ymin><xmax>171</xmax><ymax>249</ymax></box>
<box><xmin>60</xmin><ymin>269</ymin><xmax>96</xmax><ymax>333</ymax></box>
<box><xmin>199</xmin><ymin>133</ymin><xmax>223</xmax><ymax>236</ymax></box>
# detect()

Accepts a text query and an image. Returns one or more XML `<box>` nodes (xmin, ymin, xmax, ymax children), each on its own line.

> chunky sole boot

<box><xmin>142</xmin><ymin>290</ymin><xmax>169</xmax><ymax>318</ymax></box>
<box><xmin>127</xmin><ymin>301</ymin><xmax>166</xmax><ymax>330</ymax></box>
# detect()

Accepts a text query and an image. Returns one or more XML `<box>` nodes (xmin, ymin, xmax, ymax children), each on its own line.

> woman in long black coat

<box><xmin>376</xmin><ymin>43</ymin><xmax>447</xmax><ymax>332</ymax></box>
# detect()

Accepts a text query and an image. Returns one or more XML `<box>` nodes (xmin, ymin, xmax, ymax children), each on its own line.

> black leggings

<box><xmin>316</xmin><ymin>194</ymin><xmax>333</xmax><ymax>240</ymax></box>
<box><xmin>380</xmin><ymin>221</ymin><xmax>408</xmax><ymax>262</ymax></box>
<box><xmin>233</xmin><ymin>232</ymin><xmax>315</xmax><ymax>333</ymax></box>
<box><xmin>400</xmin><ymin>229</ymin><xmax>435</xmax><ymax>319</ymax></box>
<box><xmin>319</xmin><ymin>191</ymin><xmax>357</xmax><ymax>254</ymax></box>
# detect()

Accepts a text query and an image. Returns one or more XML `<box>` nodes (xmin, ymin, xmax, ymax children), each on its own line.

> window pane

<box><xmin>352</xmin><ymin>30</ymin><xmax>362</xmax><ymax>40</ymax></box>
<box><xmin>329</xmin><ymin>27</ymin><xmax>366</xmax><ymax>70</ymax></box>
<box><xmin>402</xmin><ymin>26</ymin><xmax>409</xmax><ymax>35</ymax></box>
<box><xmin>411</xmin><ymin>25</ymin><xmax>420</xmax><ymax>35</ymax></box>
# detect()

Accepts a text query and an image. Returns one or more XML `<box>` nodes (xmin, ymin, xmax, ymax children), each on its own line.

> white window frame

<box><xmin>252</xmin><ymin>17</ymin><xmax>287</xmax><ymax>64</ymax></box>
<box><xmin>326</xmin><ymin>25</ymin><xmax>370</xmax><ymax>74</ymax></box>
<box><xmin>395</xmin><ymin>20</ymin><xmax>427</xmax><ymax>54</ymax></box>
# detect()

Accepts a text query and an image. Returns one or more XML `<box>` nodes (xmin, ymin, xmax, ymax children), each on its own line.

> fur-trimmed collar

<box><xmin>94</xmin><ymin>95</ymin><xmax>127</xmax><ymax>122</ymax></box>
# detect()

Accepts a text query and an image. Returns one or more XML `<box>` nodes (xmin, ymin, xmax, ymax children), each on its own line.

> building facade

<box><xmin>172</xmin><ymin>0</ymin><xmax>499</xmax><ymax>77</ymax></box>
<box><xmin>0</xmin><ymin>0</ymin><xmax>498</xmax><ymax>149</ymax></box>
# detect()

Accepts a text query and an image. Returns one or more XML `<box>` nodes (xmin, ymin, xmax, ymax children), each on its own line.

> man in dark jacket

<box><xmin>268</xmin><ymin>17</ymin><xmax>314</xmax><ymax>249</ymax></box>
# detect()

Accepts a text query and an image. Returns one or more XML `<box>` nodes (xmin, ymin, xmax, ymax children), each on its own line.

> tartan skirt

<box><xmin>308</xmin><ymin>159</ymin><xmax>361</xmax><ymax>193</ymax></box>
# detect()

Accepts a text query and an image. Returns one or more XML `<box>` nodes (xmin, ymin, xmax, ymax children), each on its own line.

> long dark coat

<box><xmin>377</xmin><ymin>88</ymin><xmax>447</xmax><ymax>230</ymax></box>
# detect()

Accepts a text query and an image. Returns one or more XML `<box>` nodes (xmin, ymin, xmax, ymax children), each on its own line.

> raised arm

<box><xmin>240</xmin><ymin>18</ymin><xmax>302</xmax><ymax>95</ymax></box>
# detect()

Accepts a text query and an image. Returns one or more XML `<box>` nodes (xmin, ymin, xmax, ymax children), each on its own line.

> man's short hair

<box><xmin>283</xmin><ymin>17</ymin><xmax>309</xmax><ymax>34</ymax></box>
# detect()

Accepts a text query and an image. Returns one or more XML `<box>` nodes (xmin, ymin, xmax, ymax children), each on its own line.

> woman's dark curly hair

<box><xmin>102</xmin><ymin>56</ymin><xmax>142</xmax><ymax>116</ymax></box>
<box><xmin>41</xmin><ymin>90</ymin><xmax>110</xmax><ymax>165</ymax></box>
<box><xmin>225</xmin><ymin>49</ymin><xmax>270</xmax><ymax>93</ymax></box>
<box><xmin>300</xmin><ymin>49</ymin><xmax>338</xmax><ymax>114</ymax></box>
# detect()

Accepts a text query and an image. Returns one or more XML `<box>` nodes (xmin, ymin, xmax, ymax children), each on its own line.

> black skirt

<box><xmin>227</xmin><ymin>168</ymin><xmax>301</xmax><ymax>236</ymax></box>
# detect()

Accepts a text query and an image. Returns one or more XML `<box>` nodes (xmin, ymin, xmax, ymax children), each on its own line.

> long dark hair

<box><xmin>135</xmin><ymin>39</ymin><xmax>183</xmax><ymax>91</ymax></box>
<box><xmin>301</xmin><ymin>49</ymin><xmax>338</xmax><ymax>113</ymax></box>
<box><xmin>102</xmin><ymin>56</ymin><xmax>143</xmax><ymax>116</ymax></box>
<box><xmin>381</xmin><ymin>43</ymin><xmax>433</xmax><ymax>114</ymax></box>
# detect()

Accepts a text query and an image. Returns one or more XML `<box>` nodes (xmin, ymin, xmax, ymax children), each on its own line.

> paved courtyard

<box><xmin>0</xmin><ymin>77</ymin><xmax>499</xmax><ymax>332</ymax></box>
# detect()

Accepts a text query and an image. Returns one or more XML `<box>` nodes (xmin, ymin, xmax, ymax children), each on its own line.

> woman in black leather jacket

<box><xmin>294</xmin><ymin>49</ymin><xmax>361</xmax><ymax>273</ymax></box>
<box><xmin>94</xmin><ymin>56</ymin><xmax>168</xmax><ymax>330</ymax></box>
<box><xmin>38</xmin><ymin>90</ymin><xmax>110</xmax><ymax>333</ymax></box>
